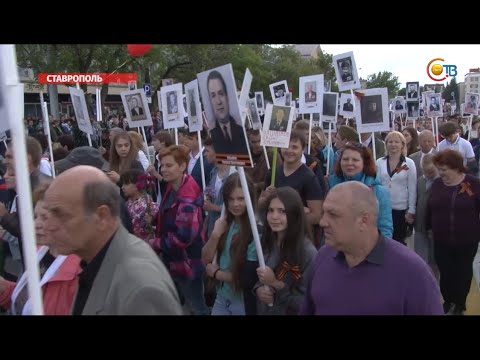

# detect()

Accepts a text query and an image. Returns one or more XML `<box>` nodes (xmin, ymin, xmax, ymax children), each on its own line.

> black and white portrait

<box><xmin>121</xmin><ymin>88</ymin><xmax>153</xmax><ymax>128</ymax></box>
<box><xmin>184</xmin><ymin>79</ymin><xmax>203</xmax><ymax>132</ymax></box>
<box><xmin>197</xmin><ymin>63</ymin><xmax>252</xmax><ymax>167</ymax></box>
<box><xmin>247</xmin><ymin>98</ymin><xmax>261</xmax><ymax>130</ymax></box>
<box><xmin>426</xmin><ymin>93</ymin><xmax>442</xmax><ymax>117</ymax></box>
<box><xmin>361</xmin><ymin>95</ymin><xmax>383</xmax><ymax>124</ymax></box>
<box><xmin>166</xmin><ymin>91</ymin><xmax>178</xmax><ymax>115</ymax></box>
<box><xmin>355</xmin><ymin>88</ymin><xmax>390</xmax><ymax>134</ymax></box>
<box><xmin>406</xmin><ymin>82</ymin><xmax>419</xmax><ymax>101</ymax></box>
<box><xmin>285</xmin><ymin>92</ymin><xmax>292</xmax><ymax>107</ymax></box>
<box><xmin>339</xmin><ymin>93</ymin><xmax>355</xmax><ymax>117</ymax></box>
<box><xmin>299</xmin><ymin>74</ymin><xmax>323</xmax><ymax>114</ymax></box>
<box><xmin>255</xmin><ymin>92</ymin><xmax>264</xmax><ymax>111</ymax></box>
<box><xmin>407</xmin><ymin>101</ymin><xmax>420</xmax><ymax>119</ymax></box>
<box><xmin>393</xmin><ymin>96</ymin><xmax>407</xmax><ymax>114</ymax></box>
<box><xmin>72</xmin><ymin>94</ymin><xmax>85</xmax><ymax>121</ymax></box>
<box><xmin>322</xmin><ymin>92</ymin><xmax>338</xmax><ymax>122</ymax></box>
<box><xmin>69</xmin><ymin>87</ymin><xmax>94</xmax><ymax>135</ymax></box>
<box><xmin>269</xmin><ymin>80</ymin><xmax>288</xmax><ymax>106</ymax></box>
<box><xmin>332</xmin><ymin>51</ymin><xmax>360</xmax><ymax>92</ymax></box>
<box><xmin>464</xmin><ymin>92</ymin><xmax>479</xmax><ymax>115</ymax></box>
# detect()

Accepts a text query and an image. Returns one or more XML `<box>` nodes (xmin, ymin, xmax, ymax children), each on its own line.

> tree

<box><xmin>366</xmin><ymin>71</ymin><xmax>401</xmax><ymax>97</ymax></box>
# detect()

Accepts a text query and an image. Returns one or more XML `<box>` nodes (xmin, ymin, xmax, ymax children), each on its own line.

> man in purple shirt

<box><xmin>300</xmin><ymin>181</ymin><xmax>443</xmax><ymax>315</ymax></box>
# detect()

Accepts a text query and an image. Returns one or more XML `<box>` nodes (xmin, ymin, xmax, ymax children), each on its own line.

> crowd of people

<box><xmin>0</xmin><ymin>95</ymin><xmax>479</xmax><ymax>316</ymax></box>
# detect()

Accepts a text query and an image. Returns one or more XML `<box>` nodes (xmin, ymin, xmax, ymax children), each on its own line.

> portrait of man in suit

<box><xmin>167</xmin><ymin>91</ymin><xmax>178</xmax><ymax>115</ymax></box>
<box><xmin>465</xmin><ymin>94</ymin><xmax>478</xmax><ymax>113</ymax></box>
<box><xmin>129</xmin><ymin>96</ymin><xmax>144</xmax><ymax>117</ymax></box>
<box><xmin>407</xmin><ymin>83</ymin><xmax>418</xmax><ymax>99</ymax></box>
<box><xmin>206</xmin><ymin>70</ymin><xmax>249</xmax><ymax>157</ymax></box>
<box><xmin>338</xmin><ymin>58</ymin><xmax>353</xmax><ymax>83</ymax></box>
<box><xmin>343</xmin><ymin>98</ymin><xmax>354</xmax><ymax>112</ymax></box>
<box><xmin>429</xmin><ymin>96</ymin><xmax>440</xmax><ymax>111</ymax></box>
<box><xmin>361</xmin><ymin>96</ymin><xmax>383</xmax><ymax>124</ymax></box>
<box><xmin>305</xmin><ymin>82</ymin><xmax>317</xmax><ymax>103</ymax></box>
<box><xmin>395</xmin><ymin>100</ymin><xmax>404</xmax><ymax>110</ymax></box>
<box><xmin>269</xmin><ymin>106</ymin><xmax>289</xmax><ymax>131</ymax></box>
<box><xmin>247</xmin><ymin>98</ymin><xmax>261</xmax><ymax>129</ymax></box>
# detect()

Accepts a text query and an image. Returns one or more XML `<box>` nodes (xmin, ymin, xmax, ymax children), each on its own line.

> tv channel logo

<box><xmin>427</xmin><ymin>58</ymin><xmax>457</xmax><ymax>82</ymax></box>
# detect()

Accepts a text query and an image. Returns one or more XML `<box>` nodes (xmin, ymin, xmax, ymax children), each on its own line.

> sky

<box><xmin>319</xmin><ymin>44</ymin><xmax>480</xmax><ymax>88</ymax></box>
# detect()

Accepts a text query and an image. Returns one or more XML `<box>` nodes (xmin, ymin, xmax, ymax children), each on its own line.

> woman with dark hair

<box><xmin>106</xmin><ymin>130</ymin><xmax>144</xmax><ymax>196</ymax></box>
<box><xmin>254</xmin><ymin>187</ymin><xmax>317</xmax><ymax>315</ymax></box>
<box><xmin>202</xmin><ymin>172</ymin><xmax>259</xmax><ymax>315</ymax></box>
<box><xmin>328</xmin><ymin>142</ymin><xmax>393</xmax><ymax>238</ymax></box>
<box><xmin>427</xmin><ymin>149</ymin><xmax>480</xmax><ymax>315</ymax></box>
<box><xmin>402</xmin><ymin>126</ymin><xmax>419</xmax><ymax>156</ymax></box>
<box><xmin>153</xmin><ymin>145</ymin><xmax>209</xmax><ymax>315</ymax></box>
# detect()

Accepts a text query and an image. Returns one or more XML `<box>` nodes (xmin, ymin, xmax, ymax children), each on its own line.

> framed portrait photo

<box><xmin>332</xmin><ymin>51</ymin><xmax>360</xmax><ymax>92</ymax></box>
<box><xmin>339</xmin><ymin>93</ymin><xmax>356</xmax><ymax>118</ymax></box>
<box><xmin>322</xmin><ymin>92</ymin><xmax>338</xmax><ymax>123</ymax></box>
<box><xmin>406</xmin><ymin>101</ymin><xmax>420</xmax><ymax>120</ymax></box>
<box><xmin>464</xmin><ymin>92</ymin><xmax>479</xmax><ymax>116</ymax></box>
<box><xmin>393</xmin><ymin>96</ymin><xmax>407</xmax><ymax>114</ymax></box>
<box><xmin>255</xmin><ymin>91</ymin><xmax>265</xmax><ymax>112</ymax></box>
<box><xmin>246</xmin><ymin>98</ymin><xmax>262</xmax><ymax>130</ymax></box>
<box><xmin>426</xmin><ymin>93</ymin><xmax>443</xmax><ymax>117</ymax></box>
<box><xmin>299</xmin><ymin>74</ymin><xmax>324</xmax><ymax>114</ymax></box>
<box><xmin>354</xmin><ymin>88</ymin><xmax>390</xmax><ymax>134</ymax></box>
<box><xmin>197</xmin><ymin>63</ymin><xmax>252</xmax><ymax>167</ymax></box>
<box><xmin>269</xmin><ymin>80</ymin><xmax>288</xmax><ymax>106</ymax></box>
<box><xmin>184</xmin><ymin>79</ymin><xmax>203</xmax><ymax>132</ymax></box>
<box><xmin>120</xmin><ymin>88</ymin><xmax>153</xmax><ymax>128</ymax></box>
<box><xmin>160</xmin><ymin>83</ymin><xmax>184</xmax><ymax>130</ymax></box>
<box><xmin>406</xmin><ymin>82</ymin><xmax>420</xmax><ymax>102</ymax></box>
<box><xmin>69</xmin><ymin>87</ymin><xmax>93</xmax><ymax>135</ymax></box>
<box><xmin>261</xmin><ymin>104</ymin><xmax>294</xmax><ymax>149</ymax></box>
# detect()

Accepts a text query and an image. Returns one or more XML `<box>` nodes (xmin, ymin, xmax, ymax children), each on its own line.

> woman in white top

<box><xmin>128</xmin><ymin>130</ymin><xmax>150</xmax><ymax>171</ymax></box>
<box><xmin>376</xmin><ymin>131</ymin><xmax>417</xmax><ymax>244</ymax></box>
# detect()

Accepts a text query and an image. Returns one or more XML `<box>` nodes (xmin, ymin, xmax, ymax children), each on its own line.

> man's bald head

<box><xmin>48</xmin><ymin>165</ymin><xmax>120</xmax><ymax>217</ymax></box>
<box><xmin>328</xmin><ymin>181</ymin><xmax>378</xmax><ymax>221</ymax></box>
<box><xmin>419</xmin><ymin>130</ymin><xmax>434</xmax><ymax>140</ymax></box>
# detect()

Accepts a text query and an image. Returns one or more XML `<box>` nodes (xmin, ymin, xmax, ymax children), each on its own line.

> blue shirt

<box><xmin>217</xmin><ymin>223</ymin><xmax>258</xmax><ymax>301</ymax></box>
<box><xmin>300</xmin><ymin>235</ymin><xmax>443</xmax><ymax>315</ymax></box>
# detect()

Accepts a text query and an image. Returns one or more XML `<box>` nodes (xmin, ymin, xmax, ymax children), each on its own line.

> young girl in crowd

<box><xmin>254</xmin><ymin>187</ymin><xmax>317</xmax><ymax>315</ymax></box>
<box><xmin>202</xmin><ymin>173</ymin><xmax>259</xmax><ymax>315</ymax></box>
<box><xmin>121</xmin><ymin>169</ymin><xmax>159</xmax><ymax>244</ymax></box>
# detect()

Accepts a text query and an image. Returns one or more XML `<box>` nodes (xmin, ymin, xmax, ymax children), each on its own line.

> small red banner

<box><xmin>38</xmin><ymin>73</ymin><xmax>137</xmax><ymax>84</ymax></box>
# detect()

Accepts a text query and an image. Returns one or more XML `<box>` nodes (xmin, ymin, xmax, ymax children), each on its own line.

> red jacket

<box><xmin>0</xmin><ymin>254</ymin><xmax>81</xmax><ymax>315</ymax></box>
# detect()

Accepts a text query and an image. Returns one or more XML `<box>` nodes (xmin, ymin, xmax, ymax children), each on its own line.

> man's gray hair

<box><xmin>83</xmin><ymin>180</ymin><xmax>120</xmax><ymax>217</ymax></box>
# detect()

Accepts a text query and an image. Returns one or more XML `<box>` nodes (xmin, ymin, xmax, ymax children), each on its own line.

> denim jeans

<box><xmin>211</xmin><ymin>294</ymin><xmax>245</xmax><ymax>316</ymax></box>
<box><xmin>174</xmin><ymin>276</ymin><xmax>210</xmax><ymax>315</ymax></box>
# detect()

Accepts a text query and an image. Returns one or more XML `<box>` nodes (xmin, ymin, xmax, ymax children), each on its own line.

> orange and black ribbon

<box><xmin>275</xmin><ymin>261</ymin><xmax>302</xmax><ymax>281</ymax></box>
<box><xmin>459</xmin><ymin>182</ymin><xmax>474</xmax><ymax>197</ymax></box>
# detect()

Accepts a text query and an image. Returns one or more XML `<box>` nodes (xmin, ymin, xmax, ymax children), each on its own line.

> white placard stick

<box><xmin>371</xmin><ymin>132</ymin><xmax>377</xmax><ymax>162</ymax></box>
<box><xmin>326</xmin><ymin>122</ymin><xmax>332</xmax><ymax>175</ymax></box>
<box><xmin>260</xmin><ymin>130</ymin><xmax>270</xmax><ymax>170</ymax></box>
<box><xmin>174</xmin><ymin>127</ymin><xmax>178</xmax><ymax>145</ymax></box>
<box><xmin>42</xmin><ymin>101</ymin><xmax>55</xmax><ymax>179</ymax></box>
<box><xmin>237</xmin><ymin>167</ymin><xmax>272</xmax><ymax>306</ymax></box>
<box><xmin>435</xmin><ymin>117</ymin><xmax>439</xmax><ymax>150</ymax></box>
<box><xmin>1</xmin><ymin>44</ymin><xmax>43</xmax><ymax>315</ymax></box>
<box><xmin>197</xmin><ymin>130</ymin><xmax>206</xmax><ymax>191</ymax></box>
<box><xmin>141</xmin><ymin>126</ymin><xmax>152</xmax><ymax>165</ymax></box>
<box><xmin>308</xmin><ymin>113</ymin><xmax>313</xmax><ymax>154</ymax></box>
<box><xmin>468</xmin><ymin>115</ymin><xmax>473</xmax><ymax>141</ymax></box>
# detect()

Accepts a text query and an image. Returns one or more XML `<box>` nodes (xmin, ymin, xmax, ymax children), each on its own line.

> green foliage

<box><xmin>366</xmin><ymin>71</ymin><xmax>401</xmax><ymax>97</ymax></box>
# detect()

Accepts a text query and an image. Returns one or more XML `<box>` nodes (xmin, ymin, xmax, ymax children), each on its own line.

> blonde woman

<box><xmin>376</xmin><ymin>131</ymin><xmax>417</xmax><ymax>245</ymax></box>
